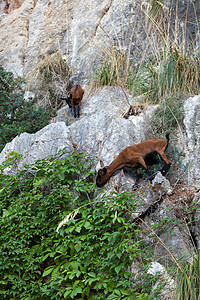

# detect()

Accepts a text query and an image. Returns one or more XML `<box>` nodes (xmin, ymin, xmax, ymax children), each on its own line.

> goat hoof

<box><xmin>160</xmin><ymin>170</ymin><xmax>166</xmax><ymax>176</ymax></box>
<box><xmin>132</xmin><ymin>183</ymin><xmax>139</xmax><ymax>190</ymax></box>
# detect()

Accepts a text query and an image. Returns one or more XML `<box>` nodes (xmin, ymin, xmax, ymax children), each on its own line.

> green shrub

<box><xmin>0</xmin><ymin>150</ymin><xmax>158</xmax><ymax>299</ymax></box>
<box><xmin>0</xmin><ymin>66</ymin><xmax>54</xmax><ymax>152</ymax></box>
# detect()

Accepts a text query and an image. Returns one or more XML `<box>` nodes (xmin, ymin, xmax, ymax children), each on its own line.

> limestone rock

<box><xmin>143</xmin><ymin>196</ymin><xmax>193</xmax><ymax>263</ymax></box>
<box><xmin>183</xmin><ymin>95</ymin><xmax>200</xmax><ymax>187</ymax></box>
<box><xmin>1</xmin><ymin>0</ymin><xmax>199</xmax><ymax>82</ymax></box>
<box><xmin>147</xmin><ymin>262</ymin><xmax>175</xmax><ymax>299</ymax></box>
<box><xmin>152</xmin><ymin>171</ymin><xmax>173</xmax><ymax>195</ymax></box>
<box><xmin>0</xmin><ymin>122</ymin><xmax>74</xmax><ymax>170</ymax></box>
<box><xmin>0</xmin><ymin>0</ymin><xmax>34</xmax><ymax>76</ymax></box>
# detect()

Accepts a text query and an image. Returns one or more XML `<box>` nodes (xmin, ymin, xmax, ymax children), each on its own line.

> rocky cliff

<box><xmin>0</xmin><ymin>87</ymin><xmax>199</xmax><ymax>266</ymax></box>
<box><xmin>0</xmin><ymin>0</ymin><xmax>200</xmax><ymax>297</ymax></box>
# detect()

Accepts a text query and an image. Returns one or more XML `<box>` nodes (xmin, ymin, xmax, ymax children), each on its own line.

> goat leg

<box><xmin>136</xmin><ymin>157</ymin><xmax>154</xmax><ymax>183</ymax></box>
<box><xmin>142</xmin><ymin>166</ymin><xmax>154</xmax><ymax>183</ymax></box>
<box><xmin>73</xmin><ymin>105</ymin><xmax>80</xmax><ymax>118</ymax></box>
<box><xmin>160</xmin><ymin>163</ymin><xmax>171</xmax><ymax>175</ymax></box>
<box><xmin>77</xmin><ymin>105</ymin><xmax>80</xmax><ymax>118</ymax></box>
<box><xmin>156</xmin><ymin>152</ymin><xmax>171</xmax><ymax>175</ymax></box>
<box><xmin>73</xmin><ymin>106</ymin><xmax>77</xmax><ymax>118</ymax></box>
<box><xmin>132</xmin><ymin>169</ymin><xmax>140</xmax><ymax>190</ymax></box>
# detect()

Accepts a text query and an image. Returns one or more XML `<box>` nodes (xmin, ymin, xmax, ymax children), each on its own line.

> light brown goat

<box><xmin>96</xmin><ymin>133</ymin><xmax>171</xmax><ymax>188</ymax></box>
<box><xmin>62</xmin><ymin>84</ymin><xmax>84</xmax><ymax>118</ymax></box>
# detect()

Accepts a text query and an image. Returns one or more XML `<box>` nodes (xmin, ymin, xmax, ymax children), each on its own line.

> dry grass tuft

<box><xmin>27</xmin><ymin>52</ymin><xmax>72</xmax><ymax>109</ymax></box>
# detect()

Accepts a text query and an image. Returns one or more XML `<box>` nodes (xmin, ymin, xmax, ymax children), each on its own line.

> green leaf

<box><xmin>64</xmin><ymin>289</ymin><xmax>72</xmax><ymax>298</ymax></box>
<box><xmin>58</xmin><ymin>171</ymin><xmax>65</xmax><ymax>181</ymax></box>
<box><xmin>88</xmin><ymin>272</ymin><xmax>96</xmax><ymax>278</ymax></box>
<box><xmin>75</xmin><ymin>244</ymin><xmax>82</xmax><ymax>252</ymax></box>
<box><xmin>84</xmin><ymin>221</ymin><xmax>92</xmax><ymax>229</ymax></box>
<box><xmin>42</xmin><ymin>266</ymin><xmax>54</xmax><ymax>277</ymax></box>
<box><xmin>115</xmin><ymin>265</ymin><xmax>122</xmax><ymax>274</ymax></box>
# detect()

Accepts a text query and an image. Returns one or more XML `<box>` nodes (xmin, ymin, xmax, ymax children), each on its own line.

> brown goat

<box><xmin>96</xmin><ymin>133</ymin><xmax>171</xmax><ymax>188</ymax></box>
<box><xmin>62</xmin><ymin>84</ymin><xmax>84</xmax><ymax>118</ymax></box>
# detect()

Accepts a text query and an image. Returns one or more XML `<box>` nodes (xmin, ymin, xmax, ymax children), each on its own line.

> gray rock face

<box><xmin>152</xmin><ymin>171</ymin><xmax>173</xmax><ymax>195</ymax></box>
<box><xmin>0</xmin><ymin>122</ymin><xmax>74</xmax><ymax>169</ymax></box>
<box><xmin>0</xmin><ymin>0</ymin><xmax>199</xmax><ymax>81</ymax></box>
<box><xmin>0</xmin><ymin>86</ymin><xmax>154</xmax><ymax>169</ymax></box>
<box><xmin>183</xmin><ymin>95</ymin><xmax>200</xmax><ymax>187</ymax></box>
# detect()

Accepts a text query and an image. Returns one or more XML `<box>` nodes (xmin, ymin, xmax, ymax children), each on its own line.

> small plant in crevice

<box><xmin>93</xmin><ymin>46</ymin><xmax>131</xmax><ymax>87</ymax></box>
<box><xmin>149</xmin><ymin>94</ymin><xmax>185</xmax><ymax>137</ymax></box>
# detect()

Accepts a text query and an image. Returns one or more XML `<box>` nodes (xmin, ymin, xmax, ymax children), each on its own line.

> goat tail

<box><xmin>165</xmin><ymin>132</ymin><xmax>170</xmax><ymax>151</ymax></box>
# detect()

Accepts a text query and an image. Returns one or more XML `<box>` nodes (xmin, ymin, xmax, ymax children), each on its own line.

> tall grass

<box><xmin>93</xmin><ymin>0</ymin><xmax>200</xmax><ymax>104</ymax></box>
<box><xmin>28</xmin><ymin>52</ymin><xmax>72</xmax><ymax>109</ymax></box>
<box><xmin>173</xmin><ymin>252</ymin><xmax>200</xmax><ymax>300</ymax></box>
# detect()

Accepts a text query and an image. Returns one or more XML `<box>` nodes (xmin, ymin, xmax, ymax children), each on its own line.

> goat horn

<box><xmin>100</xmin><ymin>160</ymin><xmax>105</xmax><ymax>167</ymax></box>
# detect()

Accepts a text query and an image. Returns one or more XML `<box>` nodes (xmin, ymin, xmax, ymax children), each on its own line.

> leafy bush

<box><xmin>0</xmin><ymin>150</ymin><xmax>158</xmax><ymax>299</ymax></box>
<box><xmin>0</xmin><ymin>66</ymin><xmax>54</xmax><ymax>152</ymax></box>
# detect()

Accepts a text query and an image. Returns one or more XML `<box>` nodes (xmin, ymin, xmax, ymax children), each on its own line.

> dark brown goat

<box><xmin>96</xmin><ymin>133</ymin><xmax>171</xmax><ymax>188</ymax></box>
<box><xmin>62</xmin><ymin>84</ymin><xmax>84</xmax><ymax>118</ymax></box>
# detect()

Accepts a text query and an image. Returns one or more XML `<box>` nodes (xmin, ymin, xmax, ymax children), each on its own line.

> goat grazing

<box><xmin>62</xmin><ymin>84</ymin><xmax>84</xmax><ymax>118</ymax></box>
<box><xmin>96</xmin><ymin>133</ymin><xmax>171</xmax><ymax>188</ymax></box>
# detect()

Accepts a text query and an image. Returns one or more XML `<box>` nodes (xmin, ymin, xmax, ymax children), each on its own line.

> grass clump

<box><xmin>94</xmin><ymin>46</ymin><xmax>200</xmax><ymax>105</ymax></box>
<box><xmin>149</xmin><ymin>94</ymin><xmax>185</xmax><ymax>136</ymax></box>
<box><xmin>135</xmin><ymin>48</ymin><xmax>200</xmax><ymax>104</ymax></box>
<box><xmin>173</xmin><ymin>252</ymin><xmax>200</xmax><ymax>300</ymax></box>
<box><xmin>94</xmin><ymin>47</ymin><xmax>131</xmax><ymax>87</ymax></box>
<box><xmin>93</xmin><ymin>1</ymin><xmax>200</xmax><ymax>107</ymax></box>
<box><xmin>28</xmin><ymin>52</ymin><xmax>72</xmax><ymax>110</ymax></box>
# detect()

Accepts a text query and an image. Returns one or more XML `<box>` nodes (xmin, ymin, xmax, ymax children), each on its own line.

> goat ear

<box><xmin>100</xmin><ymin>160</ymin><xmax>104</xmax><ymax>167</ymax></box>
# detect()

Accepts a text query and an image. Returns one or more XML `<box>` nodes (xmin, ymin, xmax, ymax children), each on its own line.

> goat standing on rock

<box><xmin>62</xmin><ymin>84</ymin><xmax>84</xmax><ymax>118</ymax></box>
<box><xmin>96</xmin><ymin>133</ymin><xmax>171</xmax><ymax>189</ymax></box>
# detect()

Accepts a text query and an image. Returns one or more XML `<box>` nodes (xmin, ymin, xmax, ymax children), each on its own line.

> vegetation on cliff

<box><xmin>0</xmin><ymin>66</ymin><xmax>54</xmax><ymax>152</ymax></box>
<box><xmin>0</xmin><ymin>150</ymin><xmax>159</xmax><ymax>299</ymax></box>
